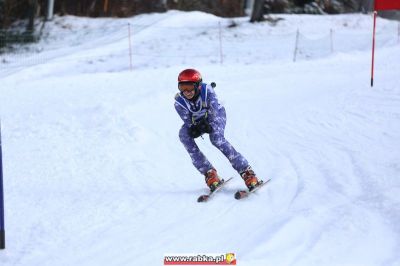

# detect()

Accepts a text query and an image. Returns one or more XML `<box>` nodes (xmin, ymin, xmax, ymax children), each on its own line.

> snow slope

<box><xmin>0</xmin><ymin>11</ymin><xmax>400</xmax><ymax>266</ymax></box>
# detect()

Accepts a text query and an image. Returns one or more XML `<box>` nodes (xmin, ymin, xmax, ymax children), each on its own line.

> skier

<box><xmin>174</xmin><ymin>68</ymin><xmax>262</xmax><ymax>192</ymax></box>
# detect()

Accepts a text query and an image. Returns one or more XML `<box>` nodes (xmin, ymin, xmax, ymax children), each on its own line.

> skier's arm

<box><xmin>206</xmin><ymin>86</ymin><xmax>222</xmax><ymax>126</ymax></box>
<box><xmin>174</xmin><ymin>101</ymin><xmax>192</xmax><ymax>126</ymax></box>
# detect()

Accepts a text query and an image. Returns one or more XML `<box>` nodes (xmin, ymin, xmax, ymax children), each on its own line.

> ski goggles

<box><xmin>178</xmin><ymin>82</ymin><xmax>196</xmax><ymax>93</ymax></box>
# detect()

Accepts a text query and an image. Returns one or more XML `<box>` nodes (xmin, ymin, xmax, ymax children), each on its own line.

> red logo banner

<box><xmin>374</xmin><ymin>0</ymin><xmax>400</xmax><ymax>10</ymax></box>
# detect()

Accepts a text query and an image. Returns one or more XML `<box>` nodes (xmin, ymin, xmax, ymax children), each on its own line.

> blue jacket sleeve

<box><xmin>174</xmin><ymin>99</ymin><xmax>192</xmax><ymax>127</ymax></box>
<box><xmin>206</xmin><ymin>85</ymin><xmax>222</xmax><ymax>126</ymax></box>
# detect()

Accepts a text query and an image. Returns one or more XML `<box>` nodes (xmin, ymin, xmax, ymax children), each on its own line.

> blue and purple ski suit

<box><xmin>175</xmin><ymin>83</ymin><xmax>249</xmax><ymax>175</ymax></box>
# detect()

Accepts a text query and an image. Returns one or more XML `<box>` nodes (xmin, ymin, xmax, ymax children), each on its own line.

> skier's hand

<box><xmin>198</xmin><ymin>118</ymin><xmax>212</xmax><ymax>134</ymax></box>
<box><xmin>188</xmin><ymin>118</ymin><xmax>213</xmax><ymax>138</ymax></box>
<box><xmin>188</xmin><ymin>125</ymin><xmax>202</xmax><ymax>138</ymax></box>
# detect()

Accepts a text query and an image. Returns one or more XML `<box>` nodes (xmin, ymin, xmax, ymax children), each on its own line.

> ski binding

<box><xmin>197</xmin><ymin>177</ymin><xmax>233</xmax><ymax>202</ymax></box>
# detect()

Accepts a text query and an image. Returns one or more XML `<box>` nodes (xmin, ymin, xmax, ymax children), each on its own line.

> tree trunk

<box><xmin>250</xmin><ymin>0</ymin><xmax>265</xmax><ymax>22</ymax></box>
<box><xmin>358</xmin><ymin>0</ymin><xmax>373</xmax><ymax>12</ymax></box>
<box><xmin>27</xmin><ymin>0</ymin><xmax>38</xmax><ymax>32</ymax></box>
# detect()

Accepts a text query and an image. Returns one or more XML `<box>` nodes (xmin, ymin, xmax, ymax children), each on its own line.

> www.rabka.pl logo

<box><xmin>164</xmin><ymin>253</ymin><xmax>237</xmax><ymax>265</ymax></box>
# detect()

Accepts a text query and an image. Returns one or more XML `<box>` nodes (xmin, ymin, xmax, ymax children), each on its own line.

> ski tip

<box><xmin>197</xmin><ymin>195</ymin><xmax>210</xmax><ymax>202</ymax></box>
<box><xmin>234</xmin><ymin>178</ymin><xmax>271</xmax><ymax>200</ymax></box>
<box><xmin>234</xmin><ymin>190</ymin><xmax>247</xmax><ymax>200</ymax></box>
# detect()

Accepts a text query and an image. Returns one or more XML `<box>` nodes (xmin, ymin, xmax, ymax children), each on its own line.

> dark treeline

<box><xmin>0</xmin><ymin>0</ymin><xmax>247</xmax><ymax>30</ymax></box>
<box><xmin>1</xmin><ymin>0</ymin><xmax>376</xmax><ymax>30</ymax></box>
<box><xmin>54</xmin><ymin>0</ymin><xmax>246</xmax><ymax>18</ymax></box>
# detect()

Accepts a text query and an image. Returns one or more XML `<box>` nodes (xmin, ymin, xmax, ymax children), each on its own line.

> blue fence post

<box><xmin>0</xmin><ymin>120</ymin><xmax>5</xmax><ymax>249</ymax></box>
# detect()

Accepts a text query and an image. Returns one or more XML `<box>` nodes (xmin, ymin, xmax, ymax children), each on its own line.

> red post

<box><xmin>0</xmin><ymin>120</ymin><xmax>5</xmax><ymax>249</ymax></box>
<box><xmin>218</xmin><ymin>22</ymin><xmax>223</xmax><ymax>64</ymax></box>
<box><xmin>128</xmin><ymin>23</ymin><xmax>133</xmax><ymax>71</ymax></box>
<box><xmin>398</xmin><ymin>22</ymin><xmax>400</xmax><ymax>44</ymax></box>
<box><xmin>293</xmin><ymin>29</ymin><xmax>299</xmax><ymax>62</ymax></box>
<box><xmin>371</xmin><ymin>11</ymin><xmax>377</xmax><ymax>87</ymax></box>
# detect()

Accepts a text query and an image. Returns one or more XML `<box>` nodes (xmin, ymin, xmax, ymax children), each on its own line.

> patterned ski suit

<box><xmin>175</xmin><ymin>83</ymin><xmax>249</xmax><ymax>175</ymax></box>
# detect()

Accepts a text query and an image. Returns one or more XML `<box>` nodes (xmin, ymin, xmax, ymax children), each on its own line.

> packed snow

<box><xmin>0</xmin><ymin>10</ymin><xmax>399</xmax><ymax>266</ymax></box>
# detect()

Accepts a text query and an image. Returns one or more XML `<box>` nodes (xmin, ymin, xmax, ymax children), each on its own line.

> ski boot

<box><xmin>205</xmin><ymin>169</ymin><xmax>222</xmax><ymax>192</ymax></box>
<box><xmin>240</xmin><ymin>166</ymin><xmax>261</xmax><ymax>191</ymax></box>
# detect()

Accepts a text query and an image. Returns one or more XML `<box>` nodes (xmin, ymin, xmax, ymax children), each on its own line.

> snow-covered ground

<box><xmin>0</xmin><ymin>11</ymin><xmax>399</xmax><ymax>266</ymax></box>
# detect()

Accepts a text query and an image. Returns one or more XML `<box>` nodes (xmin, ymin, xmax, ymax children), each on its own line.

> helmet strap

<box><xmin>193</xmin><ymin>82</ymin><xmax>201</xmax><ymax>99</ymax></box>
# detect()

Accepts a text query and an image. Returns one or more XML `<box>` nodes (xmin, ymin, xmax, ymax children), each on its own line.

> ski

<box><xmin>234</xmin><ymin>178</ymin><xmax>271</xmax><ymax>200</ymax></box>
<box><xmin>197</xmin><ymin>177</ymin><xmax>233</xmax><ymax>202</ymax></box>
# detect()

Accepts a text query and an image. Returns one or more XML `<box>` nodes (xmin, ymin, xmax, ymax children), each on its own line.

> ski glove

<box><xmin>188</xmin><ymin>117</ymin><xmax>213</xmax><ymax>138</ymax></box>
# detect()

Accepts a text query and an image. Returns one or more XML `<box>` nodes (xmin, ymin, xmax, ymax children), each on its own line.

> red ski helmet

<box><xmin>178</xmin><ymin>69</ymin><xmax>202</xmax><ymax>84</ymax></box>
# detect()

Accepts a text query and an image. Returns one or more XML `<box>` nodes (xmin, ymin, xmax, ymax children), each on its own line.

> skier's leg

<box><xmin>209</xmin><ymin>118</ymin><xmax>261</xmax><ymax>189</ymax></box>
<box><xmin>179</xmin><ymin>125</ymin><xmax>213</xmax><ymax>175</ymax></box>
<box><xmin>209</xmin><ymin>110</ymin><xmax>249</xmax><ymax>173</ymax></box>
<box><xmin>209</xmin><ymin>110</ymin><xmax>261</xmax><ymax>189</ymax></box>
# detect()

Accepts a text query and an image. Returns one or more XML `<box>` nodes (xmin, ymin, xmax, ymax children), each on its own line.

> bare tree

<box><xmin>250</xmin><ymin>0</ymin><xmax>265</xmax><ymax>22</ymax></box>
<box><xmin>357</xmin><ymin>0</ymin><xmax>373</xmax><ymax>12</ymax></box>
<box><xmin>1</xmin><ymin>0</ymin><xmax>23</xmax><ymax>29</ymax></box>
<box><xmin>27</xmin><ymin>0</ymin><xmax>38</xmax><ymax>32</ymax></box>
<box><xmin>167</xmin><ymin>0</ymin><xmax>245</xmax><ymax>17</ymax></box>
